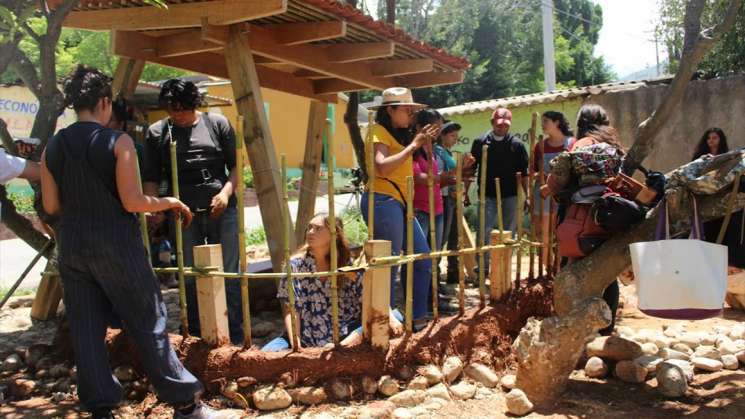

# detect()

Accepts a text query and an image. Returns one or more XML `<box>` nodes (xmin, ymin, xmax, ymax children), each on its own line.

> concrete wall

<box><xmin>590</xmin><ymin>74</ymin><xmax>745</xmax><ymax>173</ymax></box>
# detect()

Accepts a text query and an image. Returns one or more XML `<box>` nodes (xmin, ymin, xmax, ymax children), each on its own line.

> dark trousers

<box><xmin>60</xmin><ymin>249</ymin><xmax>203</xmax><ymax>415</ymax></box>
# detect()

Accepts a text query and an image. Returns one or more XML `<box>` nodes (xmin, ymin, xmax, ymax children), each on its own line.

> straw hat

<box><xmin>367</xmin><ymin>87</ymin><xmax>427</xmax><ymax>109</ymax></box>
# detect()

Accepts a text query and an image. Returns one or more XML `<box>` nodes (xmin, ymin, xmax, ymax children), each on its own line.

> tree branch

<box><xmin>20</xmin><ymin>21</ymin><xmax>42</xmax><ymax>44</ymax></box>
<box><xmin>8</xmin><ymin>45</ymin><xmax>42</xmax><ymax>98</ymax></box>
<box><xmin>621</xmin><ymin>0</ymin><xmax>743</xmax><ymax>175</ymax></box>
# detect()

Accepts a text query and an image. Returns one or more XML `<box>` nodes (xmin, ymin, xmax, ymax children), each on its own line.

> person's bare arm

<box><xmin>281</xmin><ymin>303</ymin><xmax>301</xmax><ymax>350</ymax></box>
<box><xmin>210</xmin><ymin>166</ymin><xmax>238</xmax><ymax>218</ymax></box>
<box><xmin>374</xmin><ymin>124</ymin><xmax>438</xmax><ymax>177</ymax></box>
<box><xmin>20</xmin><ymin>161</ymin><xmax>40</xmax><ymax>182</ymax></box>
<box><xmin>115</xmin><ymin>134</ymin><xmax>192</xmax><ymax>225</ymax></box>
<box><xmin>40</xmin><ymin>150</ymin><xmax>60</xmax><ymax>216</ymax></box>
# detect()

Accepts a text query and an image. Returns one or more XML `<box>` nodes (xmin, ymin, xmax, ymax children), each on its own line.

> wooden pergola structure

<box><xmin>61</xmin><ymin>0</ymin><xmax>469</xmax><ymax>269</ymax></box>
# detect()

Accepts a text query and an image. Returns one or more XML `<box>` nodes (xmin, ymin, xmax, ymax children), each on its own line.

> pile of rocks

<box><xmin>581</xmin><ymin>323</ymin><xmax>745</xmax><ymax>398</ymax></box>
<box><xmin>1</xmin><ymin>345</ymin><xmax>78</xmax><ymax>403</ymax></box>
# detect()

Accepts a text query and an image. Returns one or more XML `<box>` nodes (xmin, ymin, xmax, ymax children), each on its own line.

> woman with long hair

<box><xmin>262</xmin><ymin>213</ymin><xmax>396</xmax><ymax>350</ymax></box>
<box><xmin>692</xmin><ymin>127</ymin><xmax>729</xmax><ymax>160</ymax></box>
<box><xmin>412</xmin><ymin>109</ymin><xmax>446</xmax><ymax>254</ymax></box>
<box><xmin>41</xmin><ymin>65</ymin><xmax>218</xmax><ymax>418</ymax></box>
<box><xmin>531</xmin><ymin>111</ymin><xmax>574</xmax><ymax>265</ymax></box>
<box><xmin>361</xmin><ymin>87</ymin><xmax>439</xmax><ymax>331</ymax></box>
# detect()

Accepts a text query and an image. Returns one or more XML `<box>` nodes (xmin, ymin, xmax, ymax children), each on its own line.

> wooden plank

<box><xmin>489</xmin><ymin>230</ymin><xmax>512</xmax><ymax>303</ymax></box>
<box><xmin>363</xmin><ymin>240</ymin><xmax>392</xmax><ymax>351</ymax></box>
<box><xmin>158</xmin><ymin>29</ymin><xmax>223</xmax><ymax>57</ymax></box>
<box><xmin>224</xmin><ymin>25</ymin><xmax>295</xmax><ymax>270</ymax></box>
<box><xmin>293</xmin><ymin>101</ymin><xmax>327</xmax><ymax>246</ymax></box>
<box><xmin>370</xmin><ymin>59</ymin><xmax>433</xmax><ymax>77</ymax></box>
<box><xmin>266</xmin><ymin>21</ymin><xmax>347</xmax><ymax>45</ymax></box>
<box><xmin>293</xmin><ymin>69</ymin><xmax>333</xmax><ymax>80</ymax></box>
<box><xmin>30</xmin><ymin>274</ymin><xmax>62</xmax><ymax>321</ymax></box>
<box><xmin>325</xmin><ymin>42</ymin><xmax>395</xmax><ymax>63</ymax></box>
<box><xmin>396</xmin><ymin>71</ymin><xmax>465</xmax><ymax>88</ymax></box>
<box><xmin>111</xmin><ymin>30</ymin><xmax>158</xmax><ymax>60</ymax></box>
<box><xmin>201</xmin><ymin>18</ymin><xmax>229</xmax><ymax>45</ymax></box>
<box><xmin>461</xmin><ymin>216</ymin><xmax>477</xmax><ymax>278</ymax></box>
<box><xmin>193</xmin><ymin>245</ymin><xmax>230</xmax><ymax>346</ymax></box>
<box><xmin>65</xmin><ymin>0</ymin><xmax>288</xmax><ymax>30</ymax></box>
<box><xmin>111</xmin><ymin>57</ymin><xmax>145</xmax><ymax>100</ymax></box>
<box><xmin>313</xmin><ymin>79</ymin><xmax>367</xmax><ymax>95</ymax></box>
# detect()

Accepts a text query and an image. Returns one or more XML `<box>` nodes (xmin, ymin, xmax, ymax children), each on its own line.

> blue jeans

<box><xmin>478</xmin><ymin>196</ymin><xmax>518</xmax><ymax>270</ymax></box>
<box><xmin>179</xmin><ymin>205</ymin><xmax>243</xmax><ymax>343</ymax></box>
<box><xmin>415</xmin><ymin>210</ymin><xmax>444</xmax><ymax>251</ymax></box>
<box><xmin>261</xmin><ymin>311</ymin><xmax>403</xmax><ymax>352</ymax></box>
<box><xmin>361</xmin><ymin>192</ymin><xmax>431</xmax><ymax>320</ymax></box>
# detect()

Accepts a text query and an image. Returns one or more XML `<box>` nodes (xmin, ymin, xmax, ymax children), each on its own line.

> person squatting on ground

<box><xmin>531</xmin><ymin>111</ymin><xmax>575</xmax><ymax>266</ymax></box>
<box><xmin>40</xmin><ymin>65</ymin><xmax>223</xmax><ymax>419</ymax></box>
<box><xmin>360</xmin><ymin>87</ymin><xmax>439</xmax><ymax>331</ymax></box>
<box><xmin>142</xmin><ymin>79</ymin><xmax>244</xmax><ymax>343</ymax></box>
<box><xmin>467</xmin><ymin>107</ymin><xmax>529</xmax><ymax>272</ymax></box>
<box><xmin>541</xmin><ymin>104</ymin><xmax>625</xmax><ymax>335</ymax></box>
<box><xmin>262</xmin><ymin>213</ymin><xmax>404</xmax><ymax>351</ymax></box>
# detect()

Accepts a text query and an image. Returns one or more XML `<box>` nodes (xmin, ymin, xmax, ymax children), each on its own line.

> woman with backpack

<box><xmin>361</xmin><ymin>87</ymin><xmax>439</xmax><ymax>331</ymax></box>
<box><xmin>531</xmin><ymin>111</ymin><xmax>575</xmax><ymax>266</ymax></box>
<box><xmin>541</xmin><ymin>104</ymin><xmax>625</xmax><ymax>335</ymax></box>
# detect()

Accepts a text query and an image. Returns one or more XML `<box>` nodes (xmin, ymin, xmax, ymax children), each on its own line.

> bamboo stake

<box><xmin>547</xmin><ymin>199</ymin><xmax>556</xmax><ymax>279</ymax></box>
<box><xmin>495</xmin><ymin>178</ymin><xmax>506</xmax><ymax>296</ymax></box>
<box><xmin>327</xmin><ymin>119</ymin><xmax>340</xmax><ymax>345</ymax></box>
<box><xmin>282</xmin><ymin>155</ymin><xmax>301</xmax><ymax>350</ymax></box>
<box><xmin>538</xmin><ymin>135</ymin><xmax>545</xmax><ymax>279</ymax></box>
<box><xmin>170</xmin><ymin>128</ymin><xmax>188</xmax><ymax>336</ymax></box>
<box><xmin>478</xmin><ymin>144</ymin><xmax>487</xmax><ymax>307</ymax></box>
<box><xmin>366</xmin><ymin>112</ymin><xmax>375</xmax><ymax>237</ymax></box>
<box><xmin>235</xmin><ymin>115</ymin><xmax>252</xmax><ymax>348</ymax></box>
<box><xmin>528</xmin><ymin>113</ymin><xmax>537</xmax><ymax>280</ymax></box>
<box><xmin>427</xmin><ymin>145</ymin><xmax>438</xmax><ymax>320</ymax></box>
<box><xmin>405</xmin><ymin>176</ymin><xmax>415</xmax><ymax>333</ymax></box>
<box><xmin>515</xmin><ymin>172</ymin><xmax>524</xmax><ymax>285</ymax></box>
<box><xmin>455</xmin><ymin>153</ymin><xmax>465</xmax><ymax>315</ymax></box>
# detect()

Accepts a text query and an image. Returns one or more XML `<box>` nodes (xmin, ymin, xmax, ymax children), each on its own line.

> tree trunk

<box><xmin>344</xmin><ymin>92</ymin><xmax>368</xmax><ymax>183</ymax></box>
<box><xmin>386</xmin><ymin>0</ymin><xmax>396</xmax><ymax>25</ymax></box>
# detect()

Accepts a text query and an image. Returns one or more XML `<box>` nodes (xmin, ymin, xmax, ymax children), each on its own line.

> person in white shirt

<box><xmin>0</xmin><ymin>147</ymin><xmax>39</xmax><ymax>183</ymax></box>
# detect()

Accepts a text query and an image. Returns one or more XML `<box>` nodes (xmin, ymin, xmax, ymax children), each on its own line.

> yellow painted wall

<box><xmin>0</xmin><ymin>85</ymin><xmax>77</xmax><ymax>139</ymax></box>
<box><xmin>147</xmin><ymin>84</ymin><xmax>355</xmax><ymax>169</ymax></box>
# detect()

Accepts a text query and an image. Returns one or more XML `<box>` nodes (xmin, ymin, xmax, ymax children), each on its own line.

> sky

<box><xmin>364</xmin><ymin>0</ymin><xmax>663</xmax><ymax>79</ymax></box>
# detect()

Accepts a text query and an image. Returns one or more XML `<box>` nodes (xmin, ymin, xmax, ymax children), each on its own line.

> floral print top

<box><xmin>277</xmin><ymin>252</ymin><xmax>363</xmax><ymax>347</ymax></box>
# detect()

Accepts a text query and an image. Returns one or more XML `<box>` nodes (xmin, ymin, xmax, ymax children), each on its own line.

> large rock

<box><xmin>361</xmin><ymin>376</ymin><xmax>378</xmax><ymax>395</ymax></box>
<box><xmin>420</xmin><ymin>365</ymin><xmax>443</xmax><ymax>386</ymax></box>
<box><xmin>657</xmin><ymin>359</ymin><xmax>694</xmax><ymax>382</ymax></box>
<box><xmin>388</xmin><ymin>389</ymin><xmax>427</xmax><ymax>408</ymax></box>
<box><xmin>450</xmin><ymin>382</ymin><xmax>476</xmax><ymax>400</ymax></box>
<box><xmin>426</xmin><ymin>383</ymin><xmax>451</xmax><ymax>401</ymax></box>
<box><xmin>252</xmin><ymin>386</ymin><xmax>292</xmax><ymax>411</ymax></box>
<box><xmin>737</xmin><ymin>351</ymin><xmax>745</xmax><ymax>363</ymax></box>
<box><xmin>328</xmin><ymin>378</ymin><xmax>353</xmax><ymax>401</ymax></box>
<box><xmin>392</xmin><ymin>408</ymin><xmax>413</xmax><ymax>419</ymax></box>
<box><xmin>288</xmin><ymin>386</ymin><xmax>327</xmax><ymax>406</ymax></box>
<box><xmin>49</xmin><ymin>365</ymin><xmax>69</xmax><ymax>379</ymax></box>
<box><xmin>693</xmin><ymin>346</ymin><xmax>722</xmax><ymax>361</ymax></box>
<box><xmin>641</xmin><ymin>343</ymin><xmax>659</xmax><ymax>356</ymax></box>
<box><xmin>650</xmin><ymin>335</ymin><xmax>674</xmax><ymax>349</ymax></box>
<box><xmin>699</xmin><ymin>333</ymin><xmax>717</xmax><ymax>346</ymax></box>
<box><xmin>442</xmin><ymin>356</ymin><xmax>463</xmax><ymax>383</ymax></box>
<box><xmin>397</xmin><ymin>366</ymin><xmax>415</xmax><ymax>381</ymax></box>
<box><xmin>22</xmin><ymin>345</ymin><xmax>46</xmax><ymax>368</ymax></box>
<box><xmin>586</xmin><ymin>336</ymin><xmax>643</xmax><ymax>361</ymax></box>
<box><xmin>500</xmin><ymin>374</ymin><xmax>517</xmax><ymax>390</ymax></box>
<box><xmin>663</xmin><ymin>325</ymin><xmax>684</xmax><ymax>338</ymax></box>
<box><xmin>656</xmin><ymin>362</ymin><xmax>688</xmax><ymax>398</ymax></box>
<box><xmin>717</xmin><ymin>340</ymin><xmax>742</xmax><ymax>356</ymax></box>
<box><xmin>634</xmin><ymin>355</ymin><xmax>664</xmax><ymax>376</ymax></box>
<box><xmin>614</xmin><ymin>360</ymin><xmax>647</xmax><ymax>383</ymax></box>
<box><xmin>721</xmin><ymin>354</ymin><xmax>739</xmax><ymax>370</ymax></box>
<box><xmin>659</xmin><ymin>348</ymin><xmax>690</xmax><ymax>361</ymax></box>
<box><xmin>678</xmin><ymin>333</ymin><xmax>702</xmax><ymax>348</ymax></box>
<box><xmin>584</xmin><ymin>357</ymin><xmax>609</xmax><ymax>378</ymax></box>
<box><xmin>2</xmin><ymin>354</ymin><xmax>23</xmax><ymax>372</ymax></box>
<box><xmin>378</xmin><ymin>376</ymin><xmax>400</xmax><ymax>397</ymax></box>
<box><xmin>672</xmin><ymin>343</ymin><xmax>693</xmax><ymax>355</ymax></box>
<box><xmin>464</xmin><ymin>363</ymin><xmax>499</xmax><ymax>388</ymax></box>
<box><xmin>505</xmin><ymin>389</ymin><xmax>534</xmax><ymax>416</ymax></box>
<box><xmin>359</xmin><ymin>401</ymin><xmax>396</xmax><ymax>419</ymax></box>
<box><xmin>407</xmin><ymin>376</ymin><xmax>429</xmax><ymax>391</ymax></box>
<box><xmin>730</xmin><ymin>324</ymin><xmax>745</xmax><ymax>340</ymax></box>
<box><xmin>10</xmin><ymin>378</ymin><xmax>36</xmax><ymax>397</ymax></box>
<box><xmin>251</xmin><ymin>321</ymin><xmax>275</xmax><ymax>338</ymax></box>
<box><xmin>691</xmin><ymin>357</ymin><xmax>724</xmax><ymax>372</ymax></box>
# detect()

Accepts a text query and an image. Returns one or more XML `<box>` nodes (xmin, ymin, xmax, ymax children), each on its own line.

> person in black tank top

<box><xmin>41</xmin><ymin>65</ymin><xmax>224</xmax><ymax>419</ymax></box>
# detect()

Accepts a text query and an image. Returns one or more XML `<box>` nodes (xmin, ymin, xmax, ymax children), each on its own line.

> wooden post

<box><xmin>294</xmin><ymin>100</ymin><xmax>327</xmax><ymax>246</ymax></box>
<box><xmin>30</xmin><ymin>273</ymin><xmax>62</xmax><ymax>320</ymax></box>
<box><xmin>501</xmin><ymin>231</ymin><xmax>514</xmax><ymax>295</ymax></box>
<box><xmin>224</xmin><ymin>25</ymin><xmax>295</xmax><ymax>270</ymax></box>
<box><xmin>327</xmin><ymin>119</ymin><xmax>340</xmax><ymax>345</ymax></box>
<box><xmin>478</xmin><ymin>145</ymin><xmax>487</xmax><ymax>307</ymax></box>
<box><xmin>461</xmin><ymin>218</ymin><xmax>477</xmax><ymax>278</ymax></box>
<box><xmin>235</xmin><ymin>115</ymin><xmax>252</xmax><ymax>348</ymax></box>
<box><xmin>489</xmin><ymin>230</ymin><xmax>512</xmax><ymax>302</ymax></box>
<box><xmin>193</xmin><ymin>245</ymin><xmax>230</xmax><ymax>347</ymax></box>
<box><xmin>455</xmin><ymin>153</ymin><xmax>466</xmax><ymax>315</ymax></box>
<box><xmin>362</xmin><ymin>240</ymin><xmax>392</xmax><ymax>350</ymax></box>
<box><xmin>515</xmin><ymin>172</ymin><xmax>524</xmax><ymax>285</ymax></box>
<box><xmin>111</xmin><ymin>57</ymin><xmax>145</xmax><ymax>100</ymax></box>
<box><xmin>528</xmin><ymin>113</ymin><xmax>537</xmax><ymax>280</ymax></box>
<box><xmin>405</xmin><ymin>176</ymin><xmax>414</xmax><ymax>333</ymax></box>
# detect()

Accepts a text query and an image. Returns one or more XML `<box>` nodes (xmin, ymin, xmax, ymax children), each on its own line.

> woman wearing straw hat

<box><xmin>362</xmin><ymin>87</ymin><xmax>440</xmax><ymax>331</ymax></box>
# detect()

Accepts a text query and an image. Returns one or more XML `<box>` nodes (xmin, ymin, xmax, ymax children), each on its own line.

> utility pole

<box><xmin>541</xmin><ymin>0</ymin><xmax>557</xmax><ymax>91</ymax></box>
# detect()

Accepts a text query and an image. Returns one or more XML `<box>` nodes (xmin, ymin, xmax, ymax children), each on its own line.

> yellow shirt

<box><xmin>368</xmin><ymin>124</ymin><xmax>411</xmax><ymax>203</ymax></box>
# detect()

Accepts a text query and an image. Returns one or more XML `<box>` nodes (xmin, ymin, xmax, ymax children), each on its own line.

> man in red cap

<box><xmin>466</xmin><ymin>107</ymin><xmax>528</xmax><ymax>272</ymax></box>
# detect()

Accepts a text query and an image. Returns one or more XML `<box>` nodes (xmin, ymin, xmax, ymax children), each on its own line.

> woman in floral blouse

<box><xmin>263</xmin><ymin>213</ymin><xmax>402</xmax><ymax>351</ymax></box>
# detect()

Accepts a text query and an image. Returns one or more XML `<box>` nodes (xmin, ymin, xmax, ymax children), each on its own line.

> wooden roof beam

<box><xmin>65</xmin><ymin>0</ymin><xmax>287</xmax><ymax>30</ymax></box>
<box><xmin>313</xmin><ymin>79</ymin><xmax>368</xmax><ymax>95</ymax></box>
<box><xmin>159</xmin><ymin>29</ymin><xmax>223</xmax><ymax>58</ymax></box>
<box><xmin>112</xmin><ymin>30</ymin><xmax>222</xmax><ymax>59</ymax></box>
<box><xmin>396</xmin><ymin>71</ymin><xmax>465</xmax><ymax>88</ymax></box>
<box><xmin>370</xmin><ymin>59</ymin><xmax>433</xmax><ymax>77</ymax></box>
<box><xmin>201</xmin><ymin>18</ymin><xmax>229</xmax><ymax>45</ymax></box>
<box><xmin>325</xmin><ymin>42</ymin><xmax>395</xmax><ymax>63</ymax></box>
<box><xmin>265</xmin><ymin>21</ymin><xmax>347</xmax><ymax>46</ymax></box>
<box><xmin>293</xmin><ymin>69</ymin><xmax>333</xmax><ymax>80</ymax></box>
